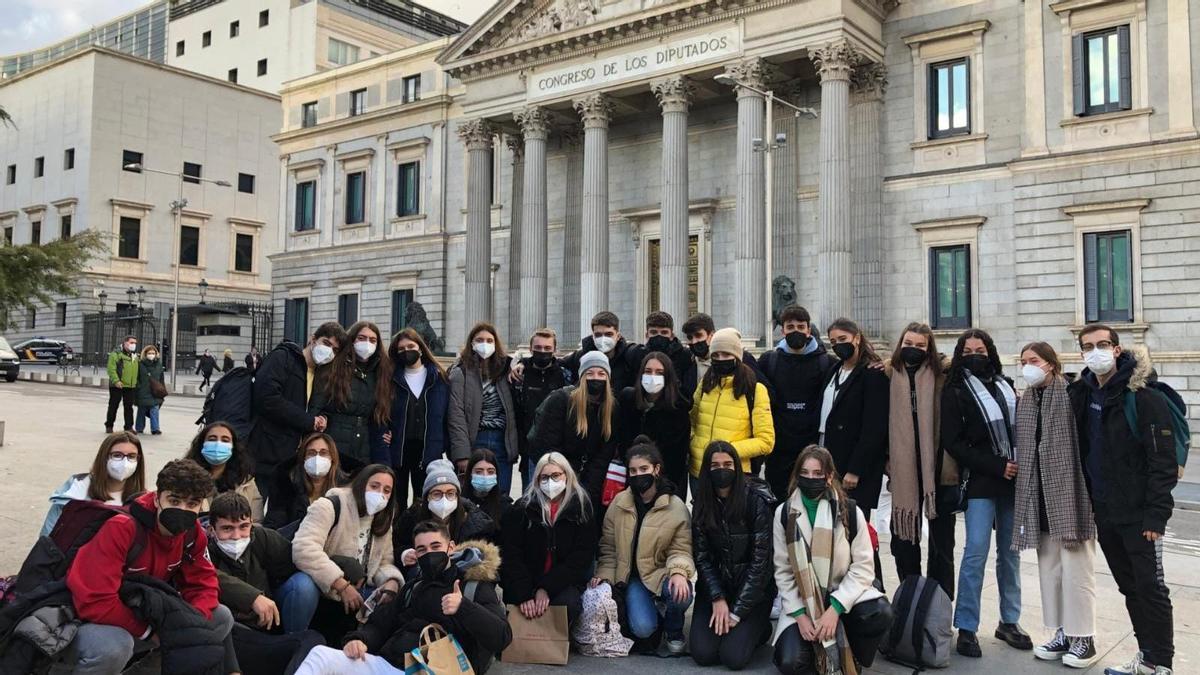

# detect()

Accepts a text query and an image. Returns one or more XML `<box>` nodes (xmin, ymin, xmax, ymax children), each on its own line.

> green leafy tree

<box><xmin>0</xmin><ymin>230</ymin><xmax>108</xmax><ymax>331</ymax></box>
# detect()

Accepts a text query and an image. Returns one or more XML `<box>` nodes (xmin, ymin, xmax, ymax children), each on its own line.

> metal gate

<box><xmin>81</xmin><ymin>311</ymin><xmax>159</xmax><ymax>368</ymax></box>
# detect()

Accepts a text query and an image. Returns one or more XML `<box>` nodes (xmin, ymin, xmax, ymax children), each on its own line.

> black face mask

<box><xmin>710</xmin><ymin>468</ymin><xmax>736</xmax><ymax>490</ymax></box>
<box><xmin>962</xmin><ymin>354</ymin><xmax>992</xmax><ymax>378</ymax></box>
<box><xmin>586</xmin><ymin>380</ymin><xmax>607</xmax><ymax>397</ymax></box>
<box><xmin>531</xmin><ymin>351</ymin><xmax>554</xmax><ymax>368</ymax></box>
<box><xmin>646</xmin><ymin>335</ymin><xmax>671</xmax><ymax>353</ymax></box>
<box><xmin>398</xmin><ymin>350</ymin><xmax>421</xmax><ymax>368</ymax></box>
<box><xmin>417</xmin><ymin>551</ymin><xmax>449</xmax><ymax>579</ymax></box>
<box><xmin>690</xmin><ymin>341</ymin><xmax>710</xmax><ymax>359</ymax></box>
<box><xmin>711</xmin><ymin>358</ymin><xmax>737</xmax><ymax>377</ymax></box>
<box><xmin>832</xmin><ymin>342</ymin><xmax>857</xmax><ymax>362</ymax></box>
<box><xmin>900</xmin><ymin>346</ymin><xmax>926</xmax><ymax>367</ymax></box>
<box><xmin>796</xmin><ymin>476</ymin><xmax>828</xmax><ymax>499</ymax></box>
<box><xmin>784</xmin><ymin>331</ymin><xmax>808</xmax><ymax>350</ymax></box>
<box><xmin>159</xmin><ymin>506</ymin><xmax>198</xmax><ymax>536</ymax></box>
<box><xmin>627</xmin><ymin>473</ymin><xmax>656</xmax><ymax>494</ymax></box>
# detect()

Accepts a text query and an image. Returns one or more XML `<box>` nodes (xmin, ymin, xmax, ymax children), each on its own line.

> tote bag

<box><xmin>501</xmin><ymin>604</ymin><xmax>569</xmax><ymax>665</ymax></box>
<box><xmin>403</xmin><ymin>624</ymin><xmax>474</xmax><ymax>675</ymax></box>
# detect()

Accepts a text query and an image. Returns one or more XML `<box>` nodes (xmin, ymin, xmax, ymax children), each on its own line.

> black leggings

<box><xmin>774</xmin><ymin>597</ymin><xmax>894</xmax><ymax>674</ymax></box>
<box><xmin>690</xmin><ymin>596</ymin><xmax>772</xmax><ymax>670</ymax></box>
<box><xmin>231</xmin><ymin>623</ymin><xmax>324</xmax><ymax>675</ymax></box>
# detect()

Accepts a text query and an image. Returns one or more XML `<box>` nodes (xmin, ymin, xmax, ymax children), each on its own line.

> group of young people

<box><xmin>15</xmin><ymin>305</ymin><xmax>1179</xmax><ymax>675</ymax></box>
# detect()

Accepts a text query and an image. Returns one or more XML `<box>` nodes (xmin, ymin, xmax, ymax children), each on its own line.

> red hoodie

<box><xmin>66</xmin><ymin>491</ymin><xmax>219</xmax><ymax>637</ymax></box>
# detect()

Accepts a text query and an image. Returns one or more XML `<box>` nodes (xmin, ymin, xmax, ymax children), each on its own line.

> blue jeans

<box><xmin>278</xmin><ymin>571</ymin><xmax>323</xmax><ymax>634</ymax></box>
<box><xmin>135</xmin><ymin>405</ymin><xmax>160</xmax><ymax>433</ymax></box>
<box><xmin>955</xmin><ymin>495</ymin><xmax>1021</xmax><ymax>632</ymax></box>
<box><xmin>473</xmin><ymin>428</ymin><xmax>513</xmax><ymax>495</ymax></box>
<box><xmin>626</xmin><ymin>576</ymin><xmax>692</xmax><ymax>639</ymax></box>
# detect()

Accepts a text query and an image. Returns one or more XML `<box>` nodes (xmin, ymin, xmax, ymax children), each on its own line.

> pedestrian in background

<box><xmin>135</xmin><ymin>344</ymin><xmax>165</xmax><ymax>435</ymax></box>
<box><xmin>223</xmin><ymin>348</ymin><xmax>236</xmax><ymax>373</ymax></box>
<box><xmin>245</xmin><ymin>346</ymin><xmax>262</xmax><ymax>373</ymax></box>
<box><xmin>196</xmin><ymin>349</ymin><xmax>217</xmax><ymax>391</ymax></box>
<box><xmin>104</xmin><ymin>335</ymin><xmax>139</xmax><ymax>433</ymax></box>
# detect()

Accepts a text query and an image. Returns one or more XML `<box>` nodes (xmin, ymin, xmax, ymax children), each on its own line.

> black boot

<box><xmin>995</xmin><ymin>623</ymin><xmax>1033</xmax><ymax>651</ymax></box>
<box><xmin>957</xmin><ymin>630</ymin><xmax>982</xmax><ymax>658</ymax></box>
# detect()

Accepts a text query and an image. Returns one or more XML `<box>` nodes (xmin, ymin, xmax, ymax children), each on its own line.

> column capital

<box><xmin>850</xmin><ymin>62</ymin><xmax>888</xmax><ymax>100</ymax></box>
<box><xmin>651</xmin><ymin>76</ymin><xmax>695</xmax><ymax>113</ymax></box>
<box><xmin>722</xmin><ymin>57</ymin><xmax>778</xmax><ymax>96</ymax></box>
<box><xmin>514</xmin><ymin>106</ymin><xmax>552</xmax><ymax>140</ymax></box>
<box><xmin>573</xmin><ymin>92</ymin><xmax>614</xmax><ymax>129</ymax></box>
<box><xmin>505</xmin><ymin>133</ymin><xmax>524</xmax><ymax>161</ymax></box>
<box><xmin>456</xmin><ymin>119</ymin><xmax>494</xmax><ymax>150</ymax></box>
<box><xmin>810</xmin><ymin>40</ymin><xmax>860</xmax><ymax>83</ymax></box>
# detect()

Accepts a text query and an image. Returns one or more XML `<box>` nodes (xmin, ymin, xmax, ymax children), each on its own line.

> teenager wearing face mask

<box><xmin>682</xmin><ymin>313</ymin><xmax>767</xmax><ymax>384</ymax></box>
<box><xmin>500</xmin><ymin>452</ymin><xmax>596</xmax><ymax>628</ymax></box>
<box><xmin>690</xmin><ymin>441</ymin><xmax>776</xmax><ymax>670</ymax></box>
<box><xmin>941</xmin><ymin>328</ymin><xmax>1031</xmax><ymax>658</ymax></box>
<box><xmin>135</xmin><ymin>344</ymin><xmax>166</xmax><ymax>435</ymax></box>
<box><xmin>886</xmin><ymin>322</ymin><xmax>959</xmax><ymax>598</ymax></box>
<box><xmin>448</xmin><ymin>322</ymin><xmax>519</xmax><ymax>491</ymax></box>
<box><xmin>65</xmin><ymin>459</ymin><xmax>240</xmax><ymax>674</ymax></box>
<box><xmin>290</xmin><ymin>464</ymin><xmax>404</xmax><ymax>628</ymax></box>
<box><xmin>376</xmin><ymin>328</ymin><xmax>449</xmax><ymax>507</ymax></box>
<box><xmin>309</xmin><ymin>321</ymin><xmax>392</xmax><ymax>475</ymax></box>
<box><xmin>104</xmin><ymin>335</ymin><xmax>139</xmax><ymax>433</ymax></box>
<box><xmin>625</xmin><ymin>311</ymin><xmax>698</xmax><ymax>405</ymax></box>
<box><xmin>618</xmin><ymin>352</ymin><xmax>692</xmax><ymax>496</ymax></box>
<box><xmin>527</xmin><ymin>350</ymin><xmax>621</xmax><ymax>509</ymax></box>
<box><xmin>250</xmin><ymin>322</ymin><xmax>347</xmax><ymax>500</ymax></box>
<box><xmin>558</xmin><ymin>311</ymin><xmax>637</xmax><ymax>391</ymax></box>
<box><xmin>393</xmin><ymin>459</ymin><xmax>497</xmax><ymax>578</ymax></box>
<box><xmin>1013</xmin><ymin>342</ymin><xmax>1100</xmax><ymax>669</ymax></box>
<box><xmin>186</xmin><ymin>421</ymin><xmax>263</xmax><ymax>521</ymax></box>
<box><xmin>263</xmin><ymin>433</ymin><xmax>348</xmax><ymax>532</ymax></box>
<box><xmin>294</xmin><ymin>520</ymin><xmax>511</xmax><ymax>675</ymax></box>
<box><xmin>207</xmin><ymin>492</ymin><xmax>326</xmax><ymax>673</ymax></box>
<box><xmin>464</xmin><ymin>448</ymin><xmax>511</xmax><ymax>525</ymax></box>
<box><xmin>592</xmin><ymin>438</ymin><xmax>694</xmax><ymax>656</ymax></box>
<box><xmin>772</xmin><ymin>445</ymin><xmax>892</xmax><ymax>675</ymax></box>
<box><xmin>513</xmin><ymin>328</ymin><xmax>574</xmax><ymax>484</ymax></box>
<box><xmin>1067</xmin><ymin>325</ymin><xmax>1177</xmax><ymax>675</ymax></box>
<box><xmin>41</xmin><ymin>432</ymin><xmax>147</xmax><ymax>537</ymax></box>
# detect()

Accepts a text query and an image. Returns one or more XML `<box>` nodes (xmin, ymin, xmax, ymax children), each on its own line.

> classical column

<box><xmin>811</xmin><ymin>41</ymin><xmax>857</xmax><ymax>324</ymax></box>
<box><xmin>457</xmin><ymin>119</ymin><xmax>494</xmax><ymax>328</ymax></box>
<box><xmin>651</xmin><ymin>76</ymin><xmax>695</xmax><ymax>325</ymax></box>
<box><xmin>505</xmin><ymin>135</ymin><xmax>524</xmax><ymax>343</ymax></box>
<box><xmin>724</xmin><ymin>58</ymin><xmax>771</xmax><ymax>343</ymax></box>
<box><xmin>573</xmin><ymin>92</ymin><xmax>613</xmax><ymax>340</ymax></box>
<box><xmin>850</xmin><ymin>62</ymin><xmax>887</xmax><ymax>338</ymax></box>
<box><xmin>514</xmin><ymin>106</ymin><xmax>551</xmax><ymax>339</ymax></box>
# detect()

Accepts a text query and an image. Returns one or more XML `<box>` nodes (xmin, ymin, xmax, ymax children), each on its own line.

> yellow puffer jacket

<box><xmin>689</xmin><ymin>377</ymin><xmax>774</xmax><ymax>476</ymax></box>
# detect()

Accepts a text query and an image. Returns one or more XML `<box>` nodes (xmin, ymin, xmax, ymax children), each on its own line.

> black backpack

<box><xmin>197</xmin><ymin>366</ymin><xmax>255</xmax><ymax>439</ymax></box>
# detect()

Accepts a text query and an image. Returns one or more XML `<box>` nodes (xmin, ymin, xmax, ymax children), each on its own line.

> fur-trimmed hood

<box><xmin>1124</xmin><ymin>343</ymin><xmax>1152</xmax><ymax>391</ymax></box>
<box><xmin>453</xmin><ymin>539</ymin><xmax>500</xmax><ymax>583</ymax></box>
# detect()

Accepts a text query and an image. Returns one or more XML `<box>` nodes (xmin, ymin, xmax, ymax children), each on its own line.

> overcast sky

<box><xmin>1</xmin><ymin>0</ymin><xmax>492</xmax><ymax>55</ymax></box>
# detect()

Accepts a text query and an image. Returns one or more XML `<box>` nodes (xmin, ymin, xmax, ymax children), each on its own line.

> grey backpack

<box><xmin>879</xmin><ymin>575</ymin><xmax>953</xmax><ymax>671</ymax></box>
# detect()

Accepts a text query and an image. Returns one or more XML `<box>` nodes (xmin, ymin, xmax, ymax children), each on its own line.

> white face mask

<box><xmin>593</xmin><ymin>336</ymin><xmax>615</xmax><ymax>353</ymax></box>
<box><xmin>1021</xmin><ymin>364</ymin><xmax>1048</xmax><ymax>388</ymax></box>
<box><xmin>145</xmin><ymin>354</ymin><xmax>157</xmax><ymax>362</ymax></box>
<box><xmin>312</xmin><ymin>344</ymin><xmax>335</xmax><ymax>365</ymax></box>
<box><xmin>540</xmin><ymin>478</ymin><xmax>566</xmax><ymax>500</ymax></box>
<box><xmin>127</xmin><ymin>343</ymin><xmax>138</xmax><ymax>353</ymax></box>
<box><xmin>1083</xmin><ymin>348</ymin><xmax>1116</xmax><ymax>375</ymax></box>
<box><xmin>107</xmin><ymin>457</ymin><xmax>138</xmax><ymax>482</ymax></box>
<box><xmin>641</xmin><ymin>374</ymin><xmax>665</xmax><ymax>395</ymax></box>
<box><xmin>428</xmin><ymin>496</ymin><xmax>457</xmax><ymax>519</ymax></box>
<box><xmin>354</xmin><ymin>341</ymin><xmax>376</xmax><ymax>360</ymax></box>
<box><xmin>364</xmin><ymin>490</ymin><xmax>389</xmax><ymax>516</ymax></box>
<box><xmin>473</xmin><ymin>341</ymin><xmax>495</xmax><ymax>359</ymax></box>
<box><xmin>217</xmin><ymin>536</ymin><xmax>251</xmax><ymax>561</ymax></box>
<box><xmin>304</xmin><ymin>455</ymin><xmax>332</xmax><ymax>478</ymax></box>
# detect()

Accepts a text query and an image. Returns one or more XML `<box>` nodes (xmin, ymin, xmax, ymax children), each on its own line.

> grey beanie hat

<box><xmin>578</xmin><ymin>349</ymin><xmax>611</xmax><ymax>378</ymax></box>
<box><xmin>423</xmin><ymin>459</ymin><xmax>460</xmax><ymax>495</ymax></box>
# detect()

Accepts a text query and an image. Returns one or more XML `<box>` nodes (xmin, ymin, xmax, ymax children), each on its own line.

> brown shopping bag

<box><xmin>403</xmin><ymin>623</ymin><xmax>475</xmax><ymax>674</ymax></box>
<box><xmin>501</xmin><ymin>604</ymin><xmax>569</xmax><ymax>665</ymax></box>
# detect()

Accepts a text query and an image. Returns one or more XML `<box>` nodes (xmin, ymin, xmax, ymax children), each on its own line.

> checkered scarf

<box><xmin>1012</xmin><ymin>376</ymin><xmax>1095</xmax><ymax>550</ymax></box>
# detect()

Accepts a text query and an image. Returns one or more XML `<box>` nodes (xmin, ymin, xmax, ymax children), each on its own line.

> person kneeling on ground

<box><xmin>294</xmin><ymin>520</ymin><xmax>511</xmax><ymax>675</ymax></box>
<box><xmin>207</xmin><ymin>492</ymin><xmax>325</xmax><ymax>675</ymax></box>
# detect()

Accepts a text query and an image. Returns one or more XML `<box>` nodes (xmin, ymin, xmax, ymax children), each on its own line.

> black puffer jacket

<box><xmin>527</xmin><ymin>386</ymin><xmax>620</xmax><ymax>504</ymax></box>
<box><xmin>692</xmin><ymin>480</ymin><xmax>776</xmax><ymax>618</ymax></box>
<box><xmin>249</xmin><ymin>341</ymin><xmax>318</xmax><ymax>478</ymax></box>
<box><xmin>0</xmin><ymin>581</ymin><xmax>74</xmax><ymax>673</ymax></box>
<box><xmin>309</xmin><ymin>355</ymin><xmax>383</xmax><ymax>472</ymax></box>
<box><xmin>119</xmin><ymin>575</ymin><xmax>228</xmax><ymax>675</ymax></box>
<box><xmin>499</xmin><ymin>495</ymin><xmax>596</xmax><ymax>605</ymax></box>
<box><xmin>393</xmin><ymin>498</ymin><xmax>497</xmax><ymax>557</ymax></box>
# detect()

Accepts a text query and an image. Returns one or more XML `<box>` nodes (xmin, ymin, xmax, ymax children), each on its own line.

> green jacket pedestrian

<box><xmin>105</xmin><ymin>336</ymin><xmax>140</xmax><ymax>433</ymax></box>
<box><xmin>135</xmin><ymin>345</ymin><xmax>165</xmax><ymax>435</ymax></box>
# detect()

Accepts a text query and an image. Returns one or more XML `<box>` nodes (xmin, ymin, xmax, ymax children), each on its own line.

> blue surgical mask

<box><xmin>471</xmin><ymin>474</ymin><xmax>498</xmax><ymax>495</ymax></box>
<box><xmin>201</xmin><ymin>440</ymin><xmax>233</xmax><ymax>465</ymax></box>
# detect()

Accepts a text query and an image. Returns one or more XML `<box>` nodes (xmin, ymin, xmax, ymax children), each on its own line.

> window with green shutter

<box><xmin>391</xmin><ymin>289</ymin><xmax>413</xmax><ymax>334</ymax></box>
<box><xmin>1083</xmin><ymin>230</ymin><xmax>1133</xmax><ymax>322</ymax></box>
<box><xmin>930</xmin><ymin>244</ymin><xmax>971</xmax><ymax>329</ymax></box>
<box><xmin>397</xmin><ymin>162</ymin><xmax>420</xmax><ymax>216</ymax></box>
<box><xmin>1073</xmin><ymin>25</ymin><xmax>1131</xmax><ymax>116</ymax></box>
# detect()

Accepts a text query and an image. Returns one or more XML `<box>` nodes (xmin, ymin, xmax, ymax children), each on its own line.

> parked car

<box><xmin>13</xmin><ymin>338</ymin><xmax>69</xmax><ymax>363</ymax></box>
<box><xmin>0</xmin><ymin>337</ymin><xmax>20</xmax><ymax>382</ymax></box>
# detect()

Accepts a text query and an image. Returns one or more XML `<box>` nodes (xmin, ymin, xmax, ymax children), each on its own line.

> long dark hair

<box><xmin>389</xmin><ymin>327</ymin><xmax>447</xmax><ymax>382</ymax></box>
<box><xmin>693</xmin><ymin>441</ymin><xmax>746</xmax><ymax>533</ymax></box>
<box><xmin>291</xmin><ymin>432</ymin><xmax>345</xmax><ymax>501</ymax></box>
<box><xmin>88</xmin><ymin>432</ymin><xmax>147</xmax><ymax>502</ymax></box>
<box><xmin>826</xmin><ymin>317</ymin><xmax>881</xmax><ymax>365</ymax></box>
<box><xmin>318</xmin><ymin>321</ymin><xmax>393</xmax><ymax>425</ymax></box>
<box><xmin>626</xmin><ymin>435</ymin><xmax>671</xmax><ymax>494</ymax></box>
<box><xmin>350</xmin><ymin>463</ymin><xmax>397</xmax><ymax>537</ymax></box>
<box><xmin>634</xmin><ymin>351</ymin><xmax>680</xmax><ymax>410</ymax></box>
<box><xmin>466</xmin><ymin>448</ymin><xmax>503</xmax><ymax>524</ymax></box>
<box><xmin>185</xmin><ymin>421</ymin><xmax>254</xmax><ymax>493</ymax></box>
<box><xmin>458</xmin><ymin>322</ymin><xmax>508</xmax><ymax>383</ymax></box>
<box><xmin>948</xmin><ymin>327</ymin><xmax>1003</xmax><ymax>383</ymax></box>
<box><xmin>700</xmin><ymin>358</ymin><xmax>756</xmax><ymax>399</ymax></box>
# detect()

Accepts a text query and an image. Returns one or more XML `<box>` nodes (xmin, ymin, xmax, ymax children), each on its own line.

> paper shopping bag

<box><xmin>501</xmin><ymin>604</ymin><xmax>569</xmax><ymax>665</ymax></box>
<box><xmin>403</xmin><ymin>623</ymin><xmax>475</xmax><ymax>674</ymax></box>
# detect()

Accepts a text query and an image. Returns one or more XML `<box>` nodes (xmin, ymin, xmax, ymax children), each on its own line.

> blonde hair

<box><xmin>569</xmin><ymin>374</ymin><xmax>614</xmax><ymax>440</ymax></box>
<box><xmin>523</xmin><ymin>452</ymin><xmax>591</xmax><ymax>525</ymax></box>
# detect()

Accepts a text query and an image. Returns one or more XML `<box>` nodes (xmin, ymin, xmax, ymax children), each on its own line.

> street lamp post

<box><xmin>123</xmin><ymin>163</ymin><xmax>231</xmax><ymax>389</ymax></box>
<box><xmin>198</xmin><ymin>278</ymin><xmax>209</xmax><ymax>305</ymax></box>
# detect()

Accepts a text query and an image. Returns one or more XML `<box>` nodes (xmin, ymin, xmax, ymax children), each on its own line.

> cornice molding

<box><xmin>902</xmin><ymin>20</ymin><xmax>991</xmax><ymax>46</ymax></box>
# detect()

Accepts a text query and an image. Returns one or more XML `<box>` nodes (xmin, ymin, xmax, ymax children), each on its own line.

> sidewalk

<box><xmin>16</xmin><ymin>362</ymin><xmax>229</xmax><ymax>398</ymax></box>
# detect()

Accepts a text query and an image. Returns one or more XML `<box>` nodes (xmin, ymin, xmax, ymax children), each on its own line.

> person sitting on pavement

<box><xmin>63</xmin><ymin>458</ymin><xmax>240</xmax><ymax>674</ymax></box>
<box><xmin>134</xmin><ymin>344</ymin><xmax>166</xmax><ymax>435</ymax></box>
<box><xmin>262</xmin><ymin>432</ymin><xmax>348</xmax><ymax>533</ymax></box>
<box><xmin>393</xmin><ymin>459</ymin><xmax>497</xmax><ymax>576</ymax></box>
<box><xmin>41</xmin><ymin>431</ymin><xmax>146</xmax><ymax>537</ymax></box>
<box><xmin>292</xmin><ymin>520</ymin><xmax>512</xmax><ymax>675</ymax></box>
<box><xmin>207</xmin><ymin>492</ymin><xmax>326</xmax><ymax>674</ymax></box>
<box><xmin>462</xmin><ymin>448</ymin><xmax>512</xmax><ymax>526</ymax></box>
<box><xmin>185</xmin><ymin>421</ymin><xmax>264</xmax><ymax>521</ymax></box>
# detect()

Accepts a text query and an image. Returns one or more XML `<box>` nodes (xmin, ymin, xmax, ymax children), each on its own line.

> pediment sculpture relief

<box><xmin>503</xmin><ymin>0</ymin><xmax>601</xmax><ymax>46</ymax></box>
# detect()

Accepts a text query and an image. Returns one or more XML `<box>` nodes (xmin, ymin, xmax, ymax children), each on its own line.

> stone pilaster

<box><xmin>514</xmin><ymin>106</ymin><xmax>551</xmax><ymax>340</ymax></box>
<box><xmin>457</xmin><ymin>119</ymin><xmax>494</xmax><ymax>328</ymax></box>
<box><xmin>573</xmin><ymin>92</ymin><xmax>613</xmax><ymax>340</ymax></box>
<box><xmin>505</xmin><ymin>134</ymin><xmax>524</xmax><ymax>342</ymax></box>
<box><xmin>850</xmin><ymin>62</ymin><xmax>886</xmax><ymax>337</ymax></box>
<box><xmin>651</xmin><ymin>75</ymin><xmax>695</xmax><ymax>325</ymax></box>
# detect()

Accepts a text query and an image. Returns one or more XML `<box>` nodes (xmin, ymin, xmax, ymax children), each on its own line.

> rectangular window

<box><xmin>175</xmin><ymin>40</ymin><xmax>185</xmax><ymax>56</ymax></box>
<box><xmin>349</xmin><ymin>88</ymin><xmax>367</xmax><ymax>116</ymax></box>
<box><xmin>179</xmin><ymin>225</ymin><xmax>200</xmax><ymax>266</ymax></box>
<box><xmin>122</xmin><ymin>150</ymin><xmax>142</xmax><ymax>172</ymax></box>
<box><xmin>1074</xmin><ymin>26</ymin><xmax>1131</xmax><ymax>116</ymax></box>
<box><xmin>25</xmin><ymin>309</ymin><xmax>35</xmax><ymax>330</ymax></box>
<box><xmin>230</xmin><ymin>20</ymin><xmax>239</xmax><ymax>38</ymax></box>
<box><xmin>238</xmin><ymin>172</ymin><xmax>255</xmax><ymax>194</ymax></box>
<box><xmin>345</xmin><ymin>171</ymin><xmax>365</xmax><ymax>224</ymax></box>
<box><xmin>391</xmin><ymin>289</ymin><xmax>414</xmax><ymax>334</ymax></box>
<box><xmin>118</xmin><ymin>216</ymin><xmax>141</xmax><ymax>259</ymax></box>
<box><xmin>234</xmin><ymin>233</ymin><xmax>254</xmax><ymax>272</ymax></box>
<box><xmin>930</xmin><ymin>244</ymin><xmax>971</xmax><ymax>329</ymax></box>
<box><xmin>64</xmin><ymin>148</ymin><xmax>74</xmax><ymax>170</ymax></box>
<box><xmin>928</xmin><ymin>58</ymin><xmax>970</xmax><ymax>138</ymax></box>
<box><xmin>60</xmin><ymin>214</ymin><xmax>71</xmax><ymax>240</ymax></box>
<box><xmin>30</xmin><ymin>221</ymin><xmax>41</xmax><ymax>246</ymax></box>
<box><xmin>5</xmin><ymin>165</ymin><xmax>14</xmax><ymax>184</ymax></box>
<box><xmin>397</xmin><ymin>161</ymin><xmax>420</xmax><ymax>216</ymax></box>
<box><xmin>34</xmin><ymin>157</ymin><xmax>44</xmax><ymax>178</ymax></box>
<box><xmin>3</xmin><ymin>227</ymin><xmax>11</xmax><ymax>245</ymax></box>
<box><xmin>295</xmin><ymin>180</ymin><xmax>316</xmax><ymax>231</ymax></box>
<box><xmin>337</xmin><ymin>293</ymin><xmax>359</xmax><ymax>327</ymax></box>
<box><xmin>1083</xmin><ymin>230</ymin><xmax>1133</xmax><ymax>322</ymax></box>
<box><xmin>284</xmin><ymin>298</ymin><xmax>309</xmax><ymax>344</ymax></box>
<box><xmin>183</xmin><ymin>161</ymin><xmax>202</xmax><ymax>184</ymax></box>
<box><xmin>56</xmin><ymin>302</ymin><xmax>67</xmax><ymax>327</ymax></box>
<box><xmin>257</xmin><ymin>58</ymin><xmax>267</xmax><ymax>76</ymax></box>
<box><xmin>301</xmin><ymin>101</ymin><xmax>317</xmax><ymax>128</ymax></box>
<box><xmin>259</xmin><ymin>9</ymin><xmax>269</xmax><ymax>27</ymax></box>
<box><xmin>402</xmin><ymin>75</ymin><xmax>421</xmax><ymax>103</ymax></box>
<box><xmin>202</xmin><ymin>30</ymin><xmax>211</xmax><ymax>47</ymax></box>
<box><xmin>228</xmin><ymin>68</ymin><xmax>238</xmax><ymax>83</ymax></box>
<box><xmin>328</xmin><ymin>38</ymin><xmax>360</xmax><ymax>65</ymax></box>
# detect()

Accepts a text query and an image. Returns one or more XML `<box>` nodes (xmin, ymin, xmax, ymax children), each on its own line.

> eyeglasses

<box><xmin>539</xmin><ymin>472</ymin><xmax>566</xmax><ymax>483</ymax></box>
<box><xmin>109</xmin><ymin>452</ymin><xmax>139</xmax><ymax>462</ymax></box>
<box><xmin>1080</xmin><ymin>341</ymin><xmax>1114</xmax><ymax>353</ymax></box>
<box><xmin>427</xmin><ymin>488</ymin><xmax>457</xmax><ymax>501</ymax></box>
<box><xmin>304</xmin><ymin>448</ymin><xmax>331</xmax><ymax>458</ymax></box>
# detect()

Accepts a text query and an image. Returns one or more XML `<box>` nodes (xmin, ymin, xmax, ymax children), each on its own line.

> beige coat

<box><xmin>597</xmin><ymin>488</ymin><xmax>695</xmax><ymax>593</ymax></box>
<box><xmin>203</xmin><ymin>478</ymin><xmax>264</xmax><ymax>522</ymax></box>
<box><xmin>771</xmin><ymin>490</ymin><xmax>884</xmax><ymax>644</ymax></box>
<box><xmin>291</xmin><ymin>486</ymin><xmax>404</xmax><ymax>598</ymax></box>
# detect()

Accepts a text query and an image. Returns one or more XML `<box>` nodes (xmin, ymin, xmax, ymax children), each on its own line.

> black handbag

<box><xmin>937</xmin><ymin>470</ymin><xmax>970</xmax><ymax>515</ymax></box>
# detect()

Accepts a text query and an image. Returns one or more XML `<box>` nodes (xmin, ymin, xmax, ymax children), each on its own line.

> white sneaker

<box><xmin>1063</xmin><ymin>636</ymin><xmax>1099</xmax><ymax>669</ymax></box>
<box><xmin>1035</xmin><ymin>628</ymin><xmax>1070</xmax><ymax>661</ymax></box>
<box><xmin>1104</xmin><ymin>651</ymin><xmax>1145</xmax><ymax>675</ymax></box>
